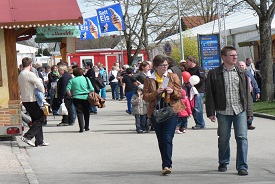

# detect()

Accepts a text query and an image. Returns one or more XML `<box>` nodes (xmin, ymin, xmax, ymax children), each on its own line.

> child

<box><xmin>131</xmin><ymin>85</ymin><xmax>148</xmax><ymax>133</ymax></box>
<box><xmin>176</xmin><ymin>89</ymin><xmax>192</xmax><ymax>133</ymax></box>
<box><xmin>34</xmin><ymin>77</ymin><xmax>50</xmax><ymax>110</ymax></box>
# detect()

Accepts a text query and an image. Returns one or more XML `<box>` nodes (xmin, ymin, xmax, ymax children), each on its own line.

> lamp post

<box><xmin>177</xmin><ymin>0</ymin><xmax>184</xmax><ymax>60</ymax></box>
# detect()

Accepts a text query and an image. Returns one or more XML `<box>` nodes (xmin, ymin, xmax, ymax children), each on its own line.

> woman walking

<box><xmin>143</xmin><ymin>55</ymin><xmax>184</xmax><ymax>175</ymax></box>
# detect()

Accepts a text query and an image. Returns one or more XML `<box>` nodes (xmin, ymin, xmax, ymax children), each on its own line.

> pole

<box><xmin>177</xmin><ymin>0</ymin><xmax>184</xmax><ymax>60</ymax></box>
<box><xmin>119</xmin><ymin>30</ymin><xmax>124</xmax><ymax>66</ymax></box>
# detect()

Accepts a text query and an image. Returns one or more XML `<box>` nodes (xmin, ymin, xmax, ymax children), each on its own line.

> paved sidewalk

<box><xmin>1</xmin><ymin>93</ymin><xmax>275</xmax><ymax>184</ymax></box>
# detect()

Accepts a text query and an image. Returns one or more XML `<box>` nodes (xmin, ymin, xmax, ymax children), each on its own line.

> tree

<box><xmin>244</xmin><ymin>0</ymin><xmax>275</xmax><ymax>102</ymax></box>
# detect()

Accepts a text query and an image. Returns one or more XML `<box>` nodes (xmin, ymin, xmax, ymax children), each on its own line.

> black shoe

<box><xmin>248</xmin><ymin>125</ymin><xmax>255</xmax><ymax>130</ymax></box>
<box><xmin>137</xmin><ymin>130</ymin><xmax>144</xmax><ymax>133</ymax></box>
<box><xmin>192</xmin><ymin>125</ymin><xmax>205</xmax><ymax>130</ymax></box>
<box><xmin>79</xmin><ymin>130</ymin><xmax>84</xmax><ymax>133</ymax></box>
<box><xmin>57</xmin><ymin>122</ymin><xmax>69</xmax><ymax>126</ymax></box>
<box><xmin>126</xmin><ymin>110</ymin><xmax>132</xmax><ymax>114</ymax></box>
<box><xmin>218</xmin><ymin>164</ymin><xmax>227</xmax><ymax>172</ymax></box>
<box><xmin>238</xmin><ymin>169</ymin><xmax>248</xmax><ymax>176</ymax></box>
<box><xmin>85</xmin><ymin>128</ymin><xmax>90</xmax><ymax>131</ymax></box>
<box><xmin>90</xmin><ymin>112</ymin><xmax>97</xmax><ymax>115</ymax></box>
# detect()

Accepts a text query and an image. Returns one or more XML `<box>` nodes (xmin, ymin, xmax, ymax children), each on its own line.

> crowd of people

<box><xmin>19</xmin><ymin>45</ymin><xmax>260</xmax><ymax>176</ymax></box>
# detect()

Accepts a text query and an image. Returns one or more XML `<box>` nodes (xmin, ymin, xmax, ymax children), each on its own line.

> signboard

<box><xmin>79</xmin><ymin>16</ymin><xmax>101</xmax><ymax>40</ymax></box>
<box><xmin>198</xmin><ymin>34</ymin><xmax>221</xmax><ymax>71</ymax></box>
<box><xmin>96</xmin><ymin>3</ymin><xmax>125</xmax><ymax>33</ymax></box>
<box><xmin>35</xmin><ymin>34</ymin><xmax>62</xmax><ymax>43</ymax></box>
<box><xmin>36</xmin><ymin>26</ymin><xmax>80</xmax><ymax>38</ymax></box>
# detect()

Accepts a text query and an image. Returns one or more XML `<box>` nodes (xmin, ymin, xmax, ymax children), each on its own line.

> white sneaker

<box><xmin>43</xmin><ymin>102</ymin><xmax>50</xmax><ymax>106</ymax></box>
<box><xmin>175</xmin><ymin>130</ymin><xmax>182</xmax><ymax>134</ymax></box>
<box><xmin>38</xmin><ymin>142</ymin><xmax>49</xmax><ymax>146</ymax></box>
<box><xmin>21</xmin><ymin>137</ymin><xmax>35</xmax><ymax>147</ymax></box>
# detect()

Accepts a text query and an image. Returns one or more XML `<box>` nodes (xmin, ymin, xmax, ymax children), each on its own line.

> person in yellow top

<box><xmin>143</xmin><ymin>55</ymin><xmax>185</xmax><ymax>175</ymax></box>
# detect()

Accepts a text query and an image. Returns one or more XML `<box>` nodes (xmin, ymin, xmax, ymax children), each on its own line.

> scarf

<box><xmin>155</xmin><ymin>72</ymin><xmax>167</xmax><ymax>99</ymax></box>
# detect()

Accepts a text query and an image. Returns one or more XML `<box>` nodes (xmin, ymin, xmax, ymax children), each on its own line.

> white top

<box><xmin>18</xmin><ymin>70</ymin><xmax>45</xmax><ymax>102</ymax></box>
<box><xmin>109</xmin><ymin>70</ymin><xmax>118</xmax><ymax>82</ymax></box>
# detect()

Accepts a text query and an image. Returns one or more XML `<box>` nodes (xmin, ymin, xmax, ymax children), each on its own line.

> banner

<box><xmin>79</xmin><ymin>16</ymin><xmax>101</xmax><ymax>40</ymax></box>
<box><xmin>96</xmin><ymin>3</ymin><xmax>125</xmax><ymax>33</ymax></box>
<box><xmin>198</xmin><ymin>34</ymin><xmax>221</xmax><ymax>71</ymax></box>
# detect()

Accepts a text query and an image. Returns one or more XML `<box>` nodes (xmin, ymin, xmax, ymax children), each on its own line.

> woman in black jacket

<box><xmin>57</xmin><ymin>65</ymin><xmax>74</xmax><ymax>126</ymax></box>
<box><xmin>47</xmin><ymin>65</ymin><xmax>60</xmax><ymax>114</ymax></box>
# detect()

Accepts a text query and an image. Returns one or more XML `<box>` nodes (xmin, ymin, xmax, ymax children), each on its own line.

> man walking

<box><xmin>205</xmin><ymin>46</ymin><xmax>253</xmax><ymax>176</ymax></box>
<box><xmin>18</xmin><ymin>57</ymin><xmax>49</xmax><ymax>147</ymax></box>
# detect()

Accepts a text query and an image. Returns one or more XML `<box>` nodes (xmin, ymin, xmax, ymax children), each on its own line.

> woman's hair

<box><xmin>138</xmin><ymin>61</ymin><xmax>149</xmax><ymax>71</ymax></box>
<box><xmin>126</xmin><ymin>68</ymin><xmax>133</xmax><ymax>74</ymax></box>
<box><xmin>59</xmin><ymin>65</ymin><xmax>68</xmax><ymax>72</ymax></box>
<box><xmin>73</xmin><ymin>67</ymin><xmax>84</xmax><ymax>76</ymax></box>
<box><xmin>185</xmin><ymin>56</ymin><xmax>197</xmax><ymax>63</ymax></box>
<box><xmin>112</xmin><ymin>66</ymin><xmax>117</xmax><ymax>70</ymax></box>
<box><xmin>51</xmin><ymin>65</ymin><xmax>57</xmax><ymax>72</ymax></box>
<box><xmin>166</xmin><ymin>57</ymin><xmax>176</xmax><ymax>67</ymax></box>
<box><xmin>152</xmin><ymin>55</ymin><xmax>167</xmax><ymax>68</ymax></box>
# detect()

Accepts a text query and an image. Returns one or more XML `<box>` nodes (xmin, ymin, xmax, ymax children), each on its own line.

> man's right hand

<box><xmin>208</xmin><ymin>116</ymin><xmax>216</xmax><ymax>122</ymax></box>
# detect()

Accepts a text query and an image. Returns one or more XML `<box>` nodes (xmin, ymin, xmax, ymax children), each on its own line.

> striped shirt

<box><xmin>217</xmin><ymin>67</ymin><xmax>243</xmax><ymax>115</ymax></box>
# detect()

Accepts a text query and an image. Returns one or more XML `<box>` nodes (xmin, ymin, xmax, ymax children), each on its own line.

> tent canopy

<box><xmin>238</xmin><ymin>30</ymin><xmax>275</xmax><ymax>47</ymax></box>
<box><xmin>0</xmin><ymin>0</ymin><xmax>82</xmax><ymax>28</ymax></box>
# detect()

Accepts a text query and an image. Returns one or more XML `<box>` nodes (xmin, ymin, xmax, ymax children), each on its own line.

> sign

<box><xmin>36</xmin><ymin>26</ymin><xmax>80</xmax><ymax>38</ymax></box>
<box><xmin>96</xmin><ymin>3</ymin><xmax>125</xmax><ymax>33</ymax></box>
<box><xmin>198</xmin><ymin>34</ymin><xmax>221</xmax><ymax>71</ymax></box>
<box><xmin>79</xmin><ymin>16</ymin><xmax>101</xmax><ymax>40</ymax></box>
<box><xmin>164</xmin><ymin>42</ymin><xmax>172</xmax><ymax>55</ymax></box>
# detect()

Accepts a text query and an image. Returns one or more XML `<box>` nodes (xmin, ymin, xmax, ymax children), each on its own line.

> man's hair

<box><xmin>22</xmin><ymin>57</ymin><xmax>33</xmax><ymax>68</ymax></box>
<box><xmin>73</xmin><ymin>67</ymin><xmax>83</xmax><ymax>76</ymax></box>
<box><xmin>59</xmin><ymin>65</ymin><xmax>68</xmax><ymax>72</ymax></box>
<box><xmin>86</xmin><ymin>62</ymin><xmax>93</xmax><ymax>67</ymax></box>
<box><xmin>221</xmin><ymin>46</ymin><xmax>236</xmax><ymax>56</ymax></box>
<box><xmin>126</xmin><ymin>68</ymin><xmax>133</xmax><ymax>74</ymax></box>
<box><xmin>166</xmin><ymin>56</ymin><xmax>176</xmax><ymax>67</ymax></box>
<box><xmin>185</xmin><ymin>56</ymin><xmax>196</xmax><ymax>63</ymax></box>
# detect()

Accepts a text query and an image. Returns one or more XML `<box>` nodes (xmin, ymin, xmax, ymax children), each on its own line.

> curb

<box><xmin>12</xmin><ymin>138</ymin><xmax>39</xmax><ymax>184</ymax></box>
<box><xmin>253</xmin><ymin>112</ymin><xmax>275</xmax><ymax>120</ymax></box>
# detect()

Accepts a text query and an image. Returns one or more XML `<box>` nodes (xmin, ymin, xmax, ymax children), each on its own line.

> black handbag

<box><xmin>151</xmin><ymin>91</ymin><xmax>176</xmax><ymax>124</ymax></box>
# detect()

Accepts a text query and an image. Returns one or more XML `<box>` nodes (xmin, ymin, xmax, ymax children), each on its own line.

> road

<box><xmin>2</xmin><ymin>94</ymin><xmax>275</xmax><ymax>184</ymax></box>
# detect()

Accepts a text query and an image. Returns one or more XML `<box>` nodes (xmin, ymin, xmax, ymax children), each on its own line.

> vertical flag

<box><xmin>79</xmin><ymin>16</ymin><xmax>101</xmax><ymax>40</ymax></box>
<box><xmin>96</xmin><ymin>3</ymin><xmax>125</xmax><ymax>33</ymax></box>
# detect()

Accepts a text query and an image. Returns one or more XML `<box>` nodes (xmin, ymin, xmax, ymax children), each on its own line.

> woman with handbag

<box><xmin>66</xmin><ymin>68</ymin><xmax>94</xmax><ymax>133</ymax></box>
<box><xmin>143</xmin><ymin>54</ymin><xmax>185</xmax><ymax>175</ymax></box>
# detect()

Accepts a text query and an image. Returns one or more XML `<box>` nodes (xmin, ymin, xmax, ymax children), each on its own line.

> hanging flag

<box><xmin>79</xmin><ymin>16</ymin><xmax>101</xmax><ymax>40</ymax></box>
<box><xmin>96</xmin><ymin>3</ymin><xmax>125</xmax><ymax>33</ymax></box>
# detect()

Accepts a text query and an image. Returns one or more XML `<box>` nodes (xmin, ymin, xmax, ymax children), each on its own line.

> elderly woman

<box><xmin>143</xmin><ymin>55</ymin><xmax>184</xmax><ymax>175</ymax></box>
<box><xmin>57</xmin><ymin>65</ymin><xmax>74</xmax><ymax>126</ymax></box>
<box><xmin>66</xmin><ymin>68</ymin><xmax>94</xmax><ymax>132</ymax></box>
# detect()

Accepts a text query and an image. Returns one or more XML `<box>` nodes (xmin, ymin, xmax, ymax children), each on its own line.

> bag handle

<box><xmin>154</xmin><ymin>90</ymin><xmax>169</xmax><ymax>110</ymax></box>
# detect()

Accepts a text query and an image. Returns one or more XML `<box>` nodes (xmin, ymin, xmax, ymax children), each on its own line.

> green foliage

<box><xmin>253</xmin><ymin>101</ymin><xmax>275</xmax><ymax>116</ymax></box>
<box><xmin>170</xmin><ymin>36</ymin><xmax>198</xmax><ymax>64</ymax></box>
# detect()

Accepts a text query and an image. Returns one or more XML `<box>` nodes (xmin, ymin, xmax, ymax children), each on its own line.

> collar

<box><xmin>149</xmin><ymin>71</ymin><xmax>168</xmax><ymax>80</ymax></box>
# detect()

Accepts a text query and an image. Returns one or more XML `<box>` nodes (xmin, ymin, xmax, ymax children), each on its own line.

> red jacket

<box><xmin>178</xmin><ymin>98</ymin><xmax>192</xmax><ymax>117</ymax></box>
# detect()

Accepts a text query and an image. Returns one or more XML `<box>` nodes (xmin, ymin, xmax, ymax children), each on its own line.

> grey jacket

<box><xmin>131</xmin><ymin>94</ymin><xmax>148</xmax><ymax>115</ymax></box>
<box><xmin>205</xmin><ymin>64</ymin><xmax>253</xmax><ymax>117</ymax></box>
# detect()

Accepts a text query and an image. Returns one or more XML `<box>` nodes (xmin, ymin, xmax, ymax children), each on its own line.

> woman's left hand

<box><xmin>165</xmin><ymin>87</ymin><xmax>174</xmax><ymax>94</ymax></box>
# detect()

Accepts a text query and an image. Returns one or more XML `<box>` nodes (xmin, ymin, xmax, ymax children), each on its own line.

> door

<box><xmin>106</xmin><ymin>55</ymin><xmax>117</xmax><ymax>73</ymax></box>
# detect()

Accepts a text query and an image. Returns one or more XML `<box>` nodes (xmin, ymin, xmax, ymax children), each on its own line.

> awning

<box><xmin>238</xmin><ymin>30</ymin><xmax>275</xmax><ymax>47</ymax></box>
<box><xmin>0</xmin><ymin>0</ymin><xmax>83</xmax><ymax>29</ymax></box>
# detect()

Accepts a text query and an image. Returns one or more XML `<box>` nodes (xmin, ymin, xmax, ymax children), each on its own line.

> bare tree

<box><xmin>243</xmin><ymin>0</ymin><xmax>275</xmax><ymax>101</ymax></box>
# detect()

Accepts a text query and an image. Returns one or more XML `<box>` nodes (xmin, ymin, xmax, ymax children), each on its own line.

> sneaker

<box><xmin>175</xmin><ymin>130</ymin><xmax>182</xmax><ymax>134</ymax></box>
<box><xmin>218</xmin><ymin>164</ymin><xmax>227</xmax><ymax>172</ymax></box>
<box><xmin>248</xmin><ymin>125</ymin><xmax>255</xmax><ymax>130</ymax></box>
<box><xmin>238</xmin><ymin>169</ymin><xmax>248</xmax><ymax>176</ymax></box>
<box><xmin>36</xmin><ymin>142</ymin><xmax>49</xmax><ymax>147</ymax></box>
<box><xmin>57</xmin><ymin>122</ymin><xmax>69</xmax><ymax>126</ymax></box>
<box><xmin>182</xmin><ymin>129</ymin><xmax>187</xmax><ymax>133</ymax></box>
<box><xmin>40</xmin><ymin>106</ymin><xmax>46</xmax><ymax>110</ymax></box>
<box><xmin>126</xmin><ymin>110</ymin><xmax>132</xmax><ymax>114</ymax></box>
<box><xmin>21</xmin><ymin>137</ymin><xmax>35</xmax><ymax>147</ymax></box>
<box><xmin>137</xmin><ymin>129</ymin><xmax>144</xmax><ymax>133</ymax></box>
<box><xmin>192</xmin><ymin>125</ymin><xmax>205</xmax><ymax>130</ymax></box>
<box><xmin>162</xmin><ymin>167</ymin><xmax>172</xmax><ymax>175</ymax></box>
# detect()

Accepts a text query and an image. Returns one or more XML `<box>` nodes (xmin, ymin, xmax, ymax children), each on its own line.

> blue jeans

<box><xmin>99</xmin><ymin>82</ymin><xmax>107</xmax><ymax>100</ymax></box>
<box><xmin>193</xmin><ymin>93</ymin><xmax>205</xmax><ymax>127</ymax></box>
<box><xmin>216</xmin><ymin>111</ymin><xmax>248</xmax><ymax>171</ymax></box>
<box><xmin>177</xmin><ymin>117</ymin><xmax>188</xmax><ymax>129</ymax></box>
<box><xmin>110</xmin><ymin>82</ymin><xmax>119</xmax><ymax>100</ymax></box>
<box><xmin>125</xmin><ymin>91</ymin><xmax>134</xmax><ymax>113</ymax></box>
<box><xmin>152</xmin><ymin>115</ymin><xmax>178</xmax><ymax>169</ymax></box>
<box><xmin>135</xmin><ymin>114</ymin><xmax>146</xmax><ymax>131</ymax></box>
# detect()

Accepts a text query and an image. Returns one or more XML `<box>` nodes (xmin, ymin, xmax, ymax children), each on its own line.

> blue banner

<box><xmin>79</xmin><ymin>16</ymin><xmax>101</xmax><ymax>40</ymax></box>
<box><xmin>199</xmin><ymin>34</ymin><xmax>221</xmax><ymax>71</ymax></box>
<box><xmin>96</xmin><ymin>3</ymin><xmax>125</xmax><ymax>33</ymax></box>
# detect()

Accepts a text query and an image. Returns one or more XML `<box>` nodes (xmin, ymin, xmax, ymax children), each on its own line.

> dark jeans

<box><xmin>125</xmin><ymin>91</ymin><xmax>134</xmax><ymax>113</ymax></box>
<box><xmin>61</xmin><ymin>99</ymin><xmax>74</xmax><ymax>125</ymax></box>
<box><xmin>22</xmin><ymin>101</ymin><xmax>44</xmax><ymax>146</ymax></box>
<box><xmin>135</xmin><ymin>114</ymin><xmax>146</xmax><ymax>131</ymax></box>
<box><xmin>152</xmin><ymin>115</ymin><xmax>178</xmax><ymax>169</ymax></box>
<box><xmin>73</xmin><ymin>98</ymin><xmax>90</xmax><ymax>131</ymax></box>
<box><xmin>110</xmin><ymin>82</ymin><xmax>119</xmax><ymax>100</ymax></box>
<box><xmin>119</xmin><ymin>85</ymin><xmax>124</xmax><ymax>99</ymax></box>
<box><xmin>177</xmin><ymin>117</ymin><xmax>188</xmax><ymax>129</ymax></box>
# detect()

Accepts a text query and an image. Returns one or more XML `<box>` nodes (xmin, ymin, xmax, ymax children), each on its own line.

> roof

<box><xmin>0</xmin><ymin>0</ymin><xmax>82</xmax><ymax>29</ymax></box>
<box><xmin>181</xmin><ymin>16</ymin><xmax>218</xmax><ymax>29</ymax></box>
<box><xmin>158</xmin><ymin>10</ymin><xmax>275</xmax><ymax>44</ymax></box>
<box><xmin>238</xmin><ymin>30</ymin><xmax>275</xmax><ymax>47</ymax></box>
